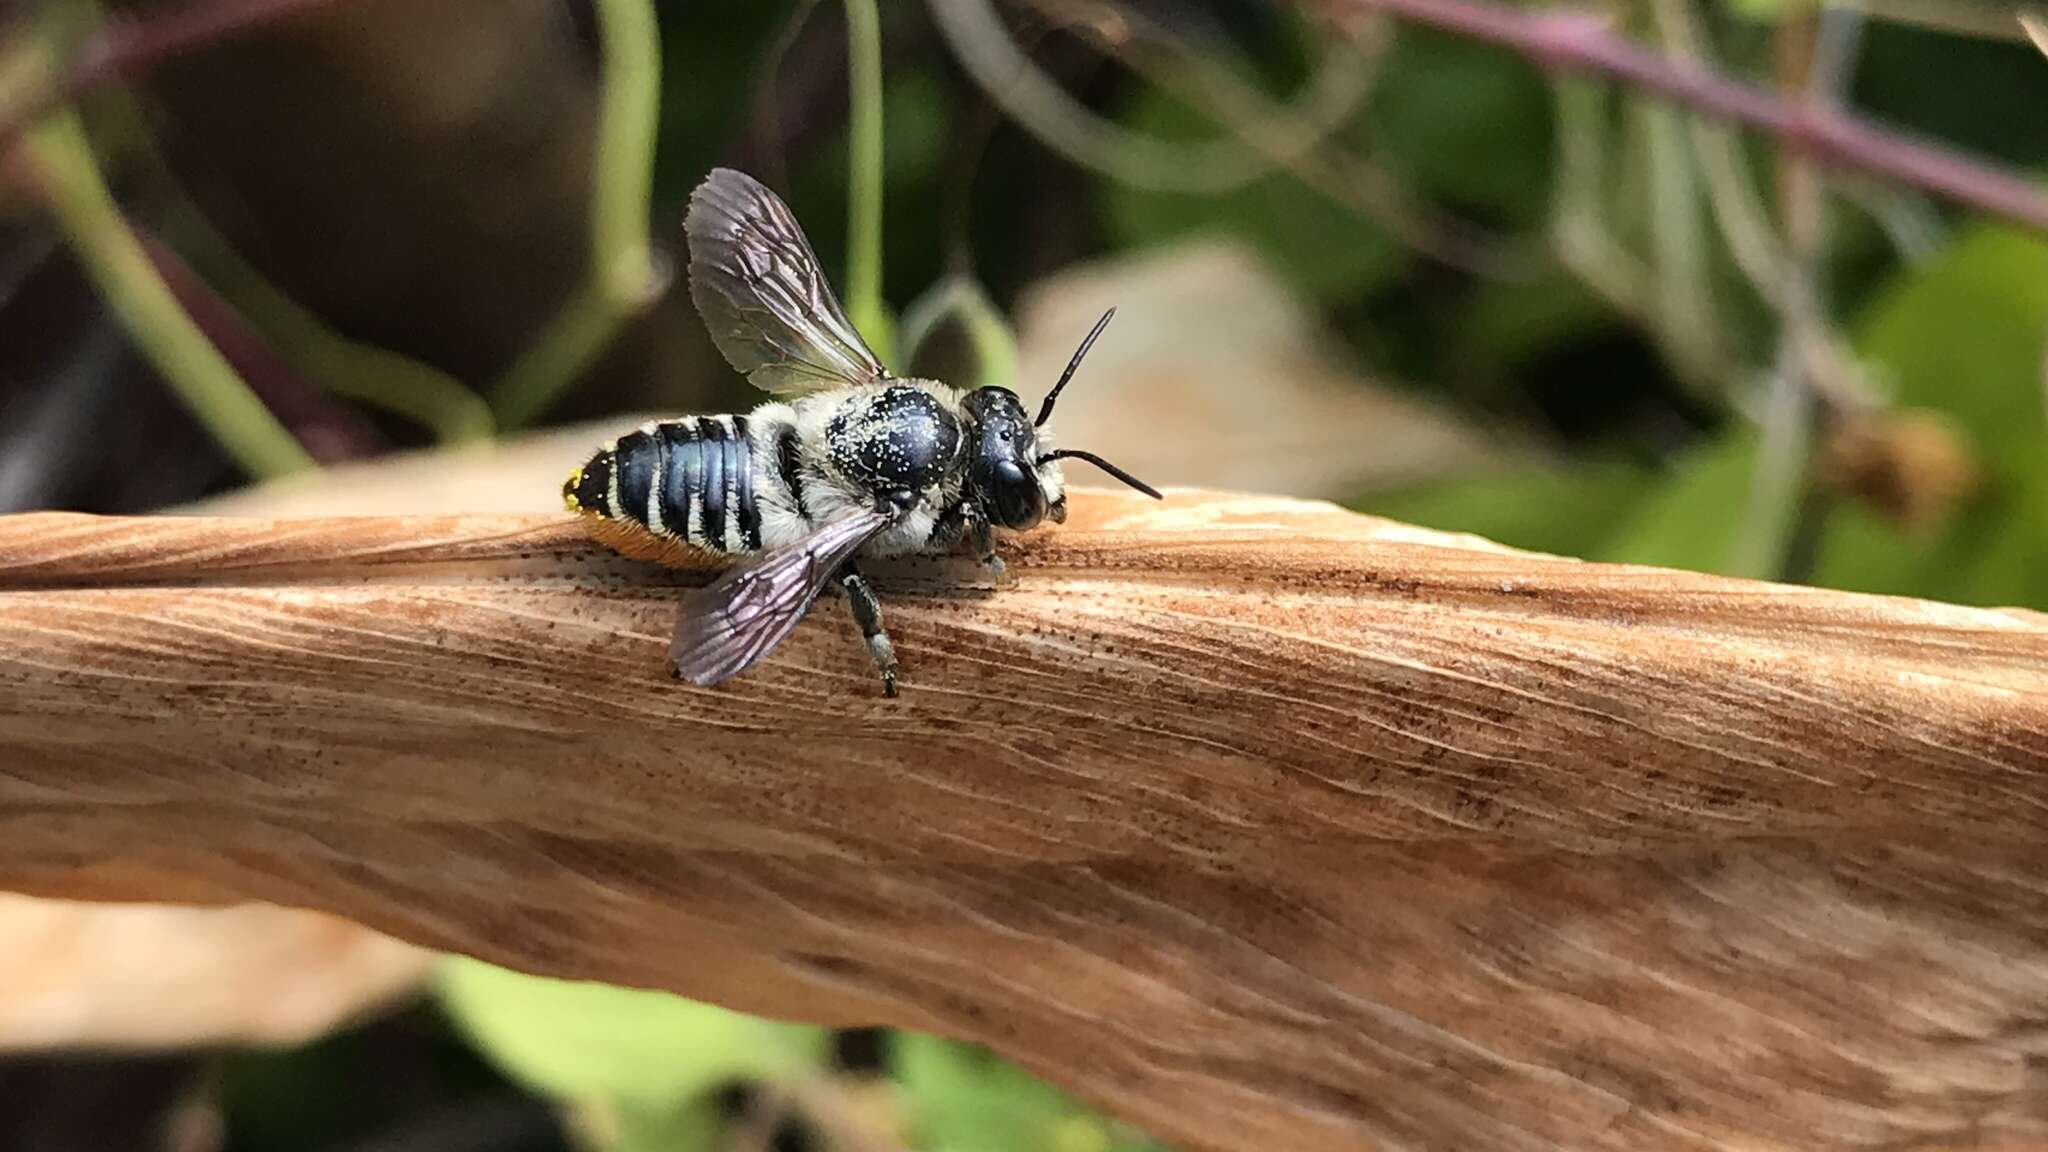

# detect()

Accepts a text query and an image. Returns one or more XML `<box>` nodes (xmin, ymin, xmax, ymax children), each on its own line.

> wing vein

<box><xmin>685</xmin><ymin>168</ymin><xmax>887</xmax><ymax>396</ymax></box>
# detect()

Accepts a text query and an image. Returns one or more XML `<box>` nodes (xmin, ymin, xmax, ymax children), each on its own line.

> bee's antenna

<box><xmin>1039</xmin><ymin>449</ymin><xmax>1163</xmax><ymax>499</ymax></box>
<box><xmin>1035</xmin><ymin>307</ymin><xmax>1116</xmax><ymax>427</ymax></box>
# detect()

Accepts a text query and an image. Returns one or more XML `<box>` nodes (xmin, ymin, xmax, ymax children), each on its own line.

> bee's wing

<box><xmin>685</xmin><ymin>168</ymin><xmax>887</xmax><ymax>396</ymax></box>
<box><xmin>668</xmin><ymin>508</ymin><xmax>894</xmax><ymax>687</ymax></box>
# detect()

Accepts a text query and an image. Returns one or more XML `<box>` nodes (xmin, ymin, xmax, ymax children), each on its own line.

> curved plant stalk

<box><xmin>0</xmin><ymin>35</ymin><xmax>63</xmax><ymax>142</ymax></box>
<box><xmin>1023</xmin><ymin>0</ymin><xmax>1538</xmax><ymax>277</ymax></box>
<box><xmin>73</xmin><ymin>76</ymin><xmax>496</xmax><ymax>447</ymax></box>
<box><xmin>0</xmin><ymin>0</ymin><xmax>355</xmax><ymax>140</ymax></box>
<box><xmin>1735</xmin><ymin>5</ymin><xmax>1875</xmax><ymax>583</ymax></box>
<box><xmin>156</xmin><ymin>182</ymin><xmax>494</xmax><ymax>446</ymax></box>
<box><xmin>748</xmin><ymin>0</ymin><xmax>826</xmax><ymax>189</ymax></box>
<box><xmin>489</xmin><ymin>0</ymin><xmax>662</xmax><ymax>428</ymax></box>
<box><xmin>843</xmin><ymin>0</ymin><xmax>890</xmax><ymax>362</ymax></box>
<box><xmin>10</xmin><ymin>0</ymin><xmax>2048</xmax><ymax>234</ymax></box>
<box><xmin>929</xmin><ymin>0</ymin><xmax>1337</xmax><ymax>194</ymax></box>
<box><xmin>898</xmin><ymin>271</ymin><xmax>1018</xmax><ymax>389</ymax></box>
<box><xmin>5</xmin><ymin>491</ymin><xmax>2048</xmax><ymax>1152</ymax></box>
<box><xmin>1644</xmin><ymin>0</ymin><xmax>1786</xmax><ymax>303</ymax></box>
<box><xmin>1550</xmin><ymin>79</ymin><xmax>1653</xmax><ymax>324</ymax></box>
<box><xmin>1638</xmin><ymin>99</ymin><xmax>1724</xmax><ymax>390</ymax></box>
<box><xmin>21</xmin><ymin>107</ymin><xmax>314</xmax><ymax>478</ymax></box>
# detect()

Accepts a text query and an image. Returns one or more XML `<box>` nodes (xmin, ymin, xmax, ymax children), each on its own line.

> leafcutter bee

<box><xmin>564</xmin><ymin>168</ymin><xmax>1160</xmax><ymax>696</ymax></box>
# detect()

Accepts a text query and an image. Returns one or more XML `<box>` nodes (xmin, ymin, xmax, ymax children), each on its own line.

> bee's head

<box><xmin>962</xmin><ymin>385</ymin><xmax>1056</xmax><ymax>531</ymax></box>
<box><xmin>962</xmin><ymin>308</ymin><xmax>1160</xmax><ymax>533</ymax></box>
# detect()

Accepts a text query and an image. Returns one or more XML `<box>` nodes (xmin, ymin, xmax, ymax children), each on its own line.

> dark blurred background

<box><xmin>1</xmin><ymin>0</ymin><xmax>2044</xmax><ymax>1148</ymax></box>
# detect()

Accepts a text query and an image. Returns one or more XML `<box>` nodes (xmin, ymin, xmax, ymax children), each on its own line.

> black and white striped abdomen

<box><xmin>564</xmin><ymin>416</ymin><xmax>763</xmax><ymax>554</ymax></box>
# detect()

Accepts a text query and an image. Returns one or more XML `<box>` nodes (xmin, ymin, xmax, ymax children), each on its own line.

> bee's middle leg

<box><xmin>837</xmin><ymin>562</ymin><xmax>898</xmax><ymax>697</ymax></box>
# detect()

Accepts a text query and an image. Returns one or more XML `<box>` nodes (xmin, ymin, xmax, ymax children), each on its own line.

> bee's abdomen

<box><xmin>564</xmin><ymin>416</ymin><xmax>763</xmax><ymax>553</ymax></box>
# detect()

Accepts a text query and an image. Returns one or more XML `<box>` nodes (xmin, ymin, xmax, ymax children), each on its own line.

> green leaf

<box><xmin>1850</xmin><ymin>29</ymin><xmax>2048</xmax><ymax>168</ymax></box>
<box><xmin>1815</xmin><ymin>224</ymin><xmax>2048</xmax><ymax>611</ymax></box>
<box><xmin>589</xmin><ymin>1097</ymin><xmax>725</xmax><ymax>1152</ymax></box>
<box><xmin>1597</xmin><ymin>431</ymin><xmax>1758</xmax><ymax>574</ymax></box>
<box><xmin>1367</xmin><ymin>28</ymin><xmax>1554</xmax><ymax>228</ymax></box>
<box><xmin>436</xmin><ymin>957</ymin><xmax>828</xmax><ymax>1110</ymax></box>
<box><xmin>1102</xmin><ymin>89</ymin><xmax>1407</xmax><ymax>303</ymax></box>
<box><xmin>1853</xmin><ymin>225</ymin><xmax>2048</xmax><ymax>480</ymax></box>
<box><xmin>1809</xmin><ymin>461</ymin><xmax>2048</xmax><ymax>612</ymax></box>
<box><xmin>1460</xmin><ymin>265</ymin><xmax>1628</xmax><ymax>380</ymax></box>
<box><xmin>1721</xmin><ymin>0</ymin><xmax>1815</xmax><ymax>23</ymax></box>
<box><xmin>1803</xmin><ymin>501</ymin><xmax>1931</xmax><ymax>600</ymax></box>
<box><xmin>891</xmin><ymin>1034</ymin><xmax>1168</xmax><ymax>1152</ymax></box>
<box><xmin>1955</xmin><ymin>463</ymin><xmax>2048</xmax><ymax>609</ymax></box>
<box><xmin>1355</xmin><ymin>459</ymin><xmax>1653</xmax><ymax>558</ymax></box>
<box><xmin>219</xmin><ymin>1011</ymin><xmax>508</xmax><ymax>1152</ymax></box>
<box><xmin>1607</xmin><ymin>426</ymin><xmax>2048</xmax><ymax>613</ymax></box>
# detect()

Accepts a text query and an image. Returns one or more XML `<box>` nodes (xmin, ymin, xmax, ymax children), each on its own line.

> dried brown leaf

<box><xmin>0</xmin><ymin>894</ymin><xmax>430</xmax><ymax>1050</ymax></box>
<box><xmin>3</xmin><ymin>491</ymin><xmax>2048</xmax><ymax>1151</ymax></box>
<box><xmin>0</xmin><ymin>424</ymin><xmax>636</xmax><ymax>1051</ymax></box>
<box><xmin>1011</xmin><ymin>241</ymin><xmax>1517</xmax><ymax>496</ymax></box>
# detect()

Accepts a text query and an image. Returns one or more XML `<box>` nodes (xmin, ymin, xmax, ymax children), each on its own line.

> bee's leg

<box><xmin>969</xmin><ymin>515</ymin><xmax>1005</xmax><ymax>580</ymax></box>
<box><xmin>932</xmin><ymin>503</ymin><xmax>1005</xmax><ymax>579</ymax></box>
<box><xmin>929</xmin><ymin>503</ymin><xmax>969</xmax><ymax>549</ymax></box>
<box><xmin>837</xmin><ymin>562</ymin><xmax>898</xmax><ymax>697</ymax></box>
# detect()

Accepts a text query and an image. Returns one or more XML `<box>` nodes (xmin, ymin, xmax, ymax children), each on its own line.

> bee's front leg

<box><xmin>931</xmin><ymin>504</ymin><xmax>1006</xmax><ymax>579</ymax></box>
<box><xmin>837</xmin><ymin>561</ymin><xmax>898</xmax><ymax>697</ymax></box>
<box><xmin>969</xmin><ymin>515</ymin><xmax>1006</xmax><ymax>580</ymax></box>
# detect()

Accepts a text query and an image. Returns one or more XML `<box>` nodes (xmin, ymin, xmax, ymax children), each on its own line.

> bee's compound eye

<box><xmin>991</xmin><ymin>459</ymin><xmax>1044</xmax><ymax>530</ymax></box>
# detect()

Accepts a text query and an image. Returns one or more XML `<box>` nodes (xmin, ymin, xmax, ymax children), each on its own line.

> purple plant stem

<box><xmin>1319</xmin><ymin>0</ymin><xmax>2048</xmax><ymax>235</ymax></box>
<box><xmin>138</xmin><ymin>229</ymin><xmax>384</xmax><ymax>464</ymax></box>
<box><xmin>70</xmin><ymin>0</ymin><xmax>355</xmax><ymax>81</ymax></box>
<box><xmin>17</xmin><ymin>0</ymin><xmax>2048</xmax><ymax>236</ymax></box>
<box><xmin>4</xmin><ymin>0</ymin><xmax>355</xmax><ymax>140</ymax></box>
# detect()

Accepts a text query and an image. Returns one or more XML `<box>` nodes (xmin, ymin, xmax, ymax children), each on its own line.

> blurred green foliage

<box><xmin>437</xmin><ymin>957</ymin><xmax>836</xmax><ymax>1150</ymax></box>
<box><xmin>1362</xmin><ymin>224</ymin><xmax>2048</xmax><ymax>610</ymax></box>
<box><xmin>891</xmin><ymin>1034</ymin><xmax>1170</xmax><ymax>1152</ymax></box>
<box><xmin>1104</xmin><ymin>87</ymin><xmax>1411</xmax><ymax>300</ymax></box>
<box><xmin>430</xmin><ymin>959</ymin><xmax>1173</xmax><ymax>1152</ymax></box>
<box><xmin>437</xmin><ymin>958</ymin><xmax>831</xmax><ymax>1111</ymax></box>
<box><xmin>1367</xmin><ymin>457</ymin><xmax>1656</xmax><ymax>556</ymax></box>
<box><xmin>217</xmin><ymin>1003</ymin><xmax>533</xmax><ymax>1152</ymax></box>
<box><xmin>1370</xmin><ymin>30</ymin><xmax>1553</xmax><ymax>228</ymax></box>
<box><xmin>18</xmin><ymin>0</ymin><xmax>2048</xmax><ymax>1150</ymax></box>
<box><xmin>1103</xmin><ymin>27</ymin><xmax>1552</xmax><ymax>306</ymax></box>
<box><xmin>1854</xmin><ymin>227</ymin><xmax>2048</xmax><ymax>477</ymax></box>
<box><xmin>267</xmin><ymin>0</ymin><xmax>2048</xmax><ymax>1139</ymax></box>
<box><xmin>1851</xmin><ymin>27</ymin><xmax>2048</xmax><ymax>166</ymax></box>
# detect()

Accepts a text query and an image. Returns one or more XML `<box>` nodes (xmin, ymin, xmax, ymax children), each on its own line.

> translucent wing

<box><xmin>669</xmin><ymin>509</ymin><xmax>893</xmax><ymax>687</ymax></box>
<box><xmin>685</xmin><ymin>167</ymin><xmax>887</xmax><ymax>396</ymax></box>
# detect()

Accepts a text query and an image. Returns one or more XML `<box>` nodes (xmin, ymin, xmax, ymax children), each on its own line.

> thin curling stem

<box><xmin>489</xmin><ymin>0</ymin><xmax>662</xmax><ymax>427</ymax></box>
<box><xmin>843</xmin><ymin>0</ymin><xmax>889</xmax><ymax>359</ymax></box>
<box><xmin>22</xmin><ymin>108</ymin><xmax>315</xmax><ymax>478</ymax></box>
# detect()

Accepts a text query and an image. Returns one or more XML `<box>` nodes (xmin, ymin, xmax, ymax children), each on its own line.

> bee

<box><xmin>564</xmin><ymin>168</ymin><xmax>1160</xmax><ymax>696</ymax></box>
